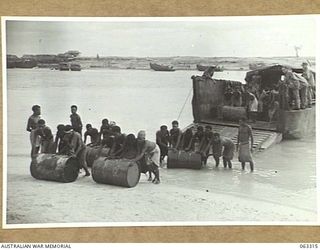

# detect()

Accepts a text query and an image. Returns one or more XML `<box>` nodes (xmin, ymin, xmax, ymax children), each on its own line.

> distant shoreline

<box><xmin>7</xmin><ymin>55</ymin><xmax>315</xmax><ymax>71</ymax></box>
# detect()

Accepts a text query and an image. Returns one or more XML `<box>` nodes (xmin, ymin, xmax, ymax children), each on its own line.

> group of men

<box><xmin>156</xmin><ymin>119</ymin><xmax>255</xmax><ymax>172</ymax></box>
<box><xmin>27</xmin><ymin>105</ymin><xmax>162</xmax><ymax>183</ymax></box>
<box><xmin>223</xmin><ymin>62</ymin><xmax>315</xmax><ymax>123</ymax></box>
<box><xmin>27</xmin><ymin>105</ymin><xmax>256</xmax><ymax>189</ymax></box>
<box><xmin>280</xmin><ymin>63</ymin><xmax>315</xmax><ymax>110</ymax></box>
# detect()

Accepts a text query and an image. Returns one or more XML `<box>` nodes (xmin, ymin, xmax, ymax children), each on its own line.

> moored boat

<box><xmin>59</xmin><ymin>63</ymin><xmax>70</xmax><ymax>71</ymax></box>
<box><xmin>248</xmin><ymin>63</ymin><xmax>267</xmax><ymax>70</ymax></box>
<box><xmin>15</xmin><ymin>58</ymin><xmax>37</xmax><ymax>68</ymax></box>
<box><xmin>150</xmin><ymin>63</ymin><xmax>175</xmax><ymax>72</ymax></box>
<box><xmin>196</xmin><ymin>64</ymin><xmax>224</xmax><ymax>72</ymax></box>
<box><xmin>70</xmin><ymin>63</ymin><xmax>81</xmax><ymax>71</ymax></box>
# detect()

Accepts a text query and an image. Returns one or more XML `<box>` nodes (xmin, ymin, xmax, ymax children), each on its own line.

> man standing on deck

<box><xmin>301</xmin><ymin>62</ymin><xmax>315</xmax><ymax>108</ymax></box>
<box><xmin>237</xmin><ymin>118</ymin><xmax>254</xmax><ymax>172</ymax></box>
<box><xmin>70</xmin><ymin>105</ymin><xmax>83</xmax><ymax>135</ymax></box>
<box><xmin>26</xmin><ymin>105</ymin><xmax>41</xmax><ymax>158</ymax></box>
<box><xmin>282</xmin><ymin>66</ymin><xmax>308</xmax><ymax>110</ymax></box>
<box><xmin>63</xmin><ymin>125</ymin><xmax>90</xmax><ymax>177</ymax></box>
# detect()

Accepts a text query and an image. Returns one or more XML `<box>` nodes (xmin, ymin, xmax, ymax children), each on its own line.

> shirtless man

<box><xmin>134</xmin><ymin>130</ymin><xmax>161</xmax><ymax>184</ymax></box>
<box><xmin>118</xmin><ymin>134</ymin><xmax>138</xmax><ymax>160</ymax></box>
<box><xmin>180</xmin><ymin>128</ymin><xmax>194</xmax><ymax>151</ymax></box>
<box><xmin>156</xmin><ymin>125</ymin><xmax>170</xmax><ymax>164</ymax></box>
<box><xmin>36</xmin><ymin>119</ymin><xmax>55</xmax><ymax>154</ymax></box>
<box><xmin>54</xmin><ymin>124</ymin><xmax>65</xmax><ymax>153</ymax></box>
<box><xmin>99</xmin><ymin>118</ymin><xmax>112</xmax><ymax>142</ymax></box>
<box><xmin>214</xmin><ymin>133</ymin><xmax>235</xmax><ymax>169</ymax></box>
<box><xmin>169</xmin><ymin>120</ymin><xmax>182</xmax><ymax>150</ymax></box>
<box><xmin>237</xmin><ymin>118</ymin><xmax>254</xmax><ymax>172</ymax></box>
<box><xmin>199</xmin><ymin>125</ymin><xmax>214</xmax><ymax>166</ymax></box>
<box><xmin>108</xmin><ymin>126</ymin><xmax>126</xmax><ymax>157</ymax></box>
<box><xmin>70</xmin><ymin>105</ymin><xmax>83</xmax><ymax>135</ymax></box>
<box><xmin>26</xmin><ymin>105</ymin><xmax>41</xmax><ymax>158</ymax></box>
<box><xmin>84</xmin><ymin>124</ymin><xmax>100</xmax><ymax>145</ymax></box>
<box><xmin>63</xmin><ymin>125</ymin><xmax>90</xmax><ymax>176</ymax></box>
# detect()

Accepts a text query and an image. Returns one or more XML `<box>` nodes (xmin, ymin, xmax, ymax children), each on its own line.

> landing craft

<box><xmin>169</xmin><ymin>64</ymin><xmax>316</xmax><ymax>169</ymax></box>
<box><xmin>190</xmin><ymin>64</ymin><xmax>315</xmax><ymax>143</ymax></box>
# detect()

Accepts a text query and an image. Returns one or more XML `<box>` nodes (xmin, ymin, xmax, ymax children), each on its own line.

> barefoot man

<box><xmin>134</xmin><ymin>130</ymin><xmax>161</xmax><ymax>184</ymax></box>
<box><xmin>237</xmin><ymin>118</ymin><xmax>254</xmax><ymax>172</ymax></box>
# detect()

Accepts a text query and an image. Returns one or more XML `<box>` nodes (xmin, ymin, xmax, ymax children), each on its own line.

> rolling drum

<box><xmin>92</xmin><ymin>158</ymin><xmax>140</xmax><ymax>188</ymax></box>
<box><xmin>86</xmin><ymin>146</ymin><xmax>110</xmax><ymax>167</ymax></box>
<box><xmin>30</xmin><ymin>153</ymin><xmax>80</xmax><ymax>183</ymax></box>
<box><xmin>167</xmin><ymin>149</ymin><xmax>202</xmax><ymax>169</ymax></box>
<box><xmin>221</xmin><ymin>106</ymin><xmax>247</xmax><ymax>121</ymax></box>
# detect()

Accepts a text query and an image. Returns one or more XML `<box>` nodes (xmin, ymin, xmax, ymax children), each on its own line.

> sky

<box><xmin>5</xmin><ymin>16</ymin><xmax>317</xmax><ymax>58</ymax></box>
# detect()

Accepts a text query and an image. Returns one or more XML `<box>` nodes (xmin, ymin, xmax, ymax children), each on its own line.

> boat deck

<box><xmin>184</xmin><ymin>121</ymin><xmax>282</xmax><ymax>153</ymax></box>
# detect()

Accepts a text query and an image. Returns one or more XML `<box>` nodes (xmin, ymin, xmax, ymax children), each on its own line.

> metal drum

<box><xmin>30</xmin><ymin>154</ymin><xmax>80</xmax><ymax>183</ymax></box>
<box><xmin>86</xmin><ymin>146</ymin><xmax>110</xmax><ymax>167</ymax></box>
<box><xmin>167</xmin><ymin>149</ymin><xmax>202</xmax><ymax>169</ymax></box>
<box><xmin>92</xmin><ymin>158</ymin><xmax>140</xmax><ymax>188</ymax></box>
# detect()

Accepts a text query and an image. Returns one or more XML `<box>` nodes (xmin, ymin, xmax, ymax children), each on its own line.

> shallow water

<box><xmin>6</xmin><ymin>68</ymin><xmax>317</xmax><ymax>222</ymax></box>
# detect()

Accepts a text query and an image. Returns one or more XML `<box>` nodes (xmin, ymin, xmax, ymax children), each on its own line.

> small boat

<box><xmin>150</xmin><ymin>63</ymin><xmax>175</xmax><ymax>72</ymax></box>
<box><xmin>59</xmin><ymin>63</ymin><xmax>69</xmax><ymax>71</ymax></box>
<box><xmin>15</xmin><ymin>59</ymin><xmax>37</xmax><ymax>68</ymax></box>
<box><xmin>196</xmin><ymin>64</ymin><xmax>224</xmax><ymax>72</ymax></box>
<box><xmin>70</xmin><ymin>63</ymin><xmax>81</xmax><ymax>71</ymax></box>
<box><xmin>249</xmin><ymin>63</ymin><xmax>267</xmax><ymax>70</ymax></box>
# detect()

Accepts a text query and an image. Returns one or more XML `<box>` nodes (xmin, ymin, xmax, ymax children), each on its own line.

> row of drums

<box><xmin>30</xmin><ymin>146</ymin><xmax>203</xmax><ymax>188</ymax></box>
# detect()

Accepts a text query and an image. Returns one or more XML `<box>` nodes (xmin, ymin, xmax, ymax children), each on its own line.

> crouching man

<box><xmin>133</xmin><ymin>130</ymin><xmax>161</xmax><ymax>184</ymax></box>
<box><xmin>63</xmin><ymin>125</ymin><xmax>91</xmax><ymax>177</ymax></box>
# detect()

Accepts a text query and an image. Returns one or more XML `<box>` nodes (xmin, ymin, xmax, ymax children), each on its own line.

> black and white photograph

<box><xmin>2</xmin><ymin>15</ymin><xmax>318</xmax><ymax>227</ymax></box>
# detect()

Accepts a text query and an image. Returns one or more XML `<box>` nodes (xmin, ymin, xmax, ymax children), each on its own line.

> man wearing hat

<box><xmin>302</xmin><ymin>62</ymin><xmax>315</xmax><ymax>108</ymax></box>
<box><xmin>63</xmin><ymin>125</ymin><xmax>90</xmax><ymax>176</ymax></box>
